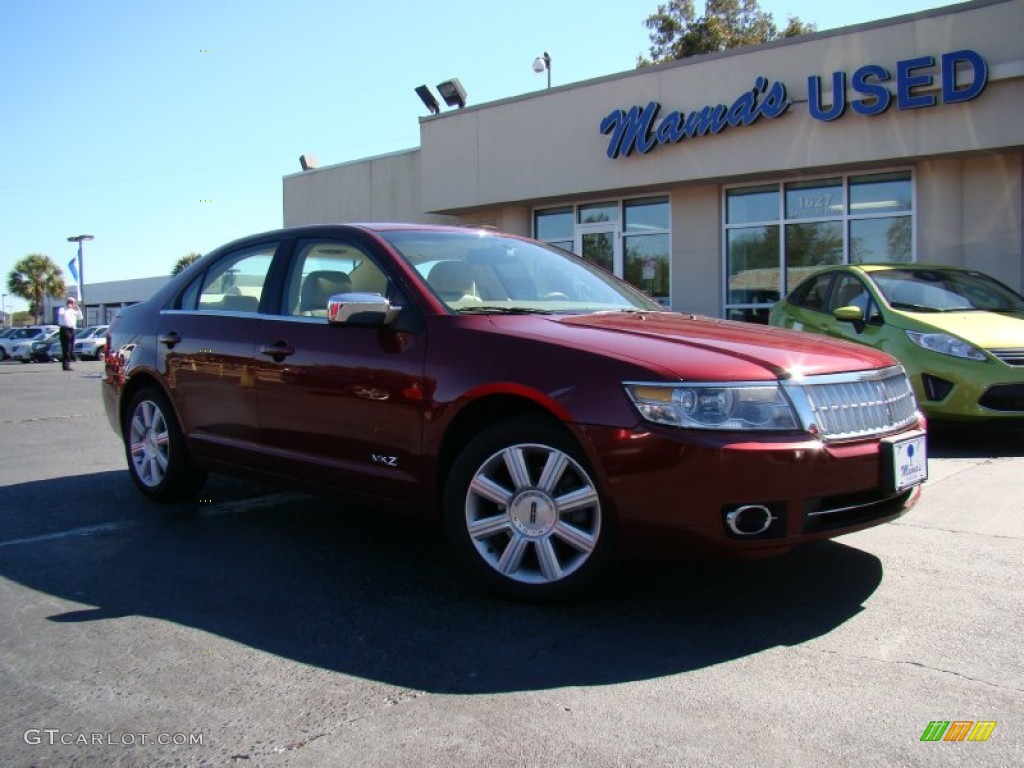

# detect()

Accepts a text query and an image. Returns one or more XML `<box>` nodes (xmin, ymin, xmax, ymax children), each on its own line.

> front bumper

<box><xmin>576</xmin><ymin>423</ymin><xmax>923</xmax><ymax>559</ymax></box>
<box><xmin>909</xmin><ymin>361</ymin><xmax>1024</xmax><ymax>421</ymax></box>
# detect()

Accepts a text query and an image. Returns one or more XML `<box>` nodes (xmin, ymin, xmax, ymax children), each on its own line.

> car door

<box><xmin>778</xmin><ymin>271</ymin><xmax>835</xmax><ymax>333</ymax></box>
<box><xmin>252</xmin><ymin>236</ymin><xmax>429</xmax><ymax>506</ymax></box>
<box><xmin>158</xmin><ymin>241</ymin><xmax>278</xmax><ymax>468</ymax></box>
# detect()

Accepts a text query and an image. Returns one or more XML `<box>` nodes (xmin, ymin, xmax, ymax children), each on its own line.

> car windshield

<box><xmin>378</xmin><ymin>230</ymin><xmax>663</xmax><ymax>314</ymax></box>
<box><xmin>870</xmin><ymin>268</ymin><xmax>1024</xmax><ymax>313</ymax></box>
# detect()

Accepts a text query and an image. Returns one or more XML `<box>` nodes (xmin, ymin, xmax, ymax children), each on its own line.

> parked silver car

<box><xmin>72</xmin><ymin>325</ymin><xmax>110</xmax><ymax>360</ymax></box>
<box><xmin>0</xmin><ymin>326</ymin><xmax>59</xmax><ymax>361</ymax></box>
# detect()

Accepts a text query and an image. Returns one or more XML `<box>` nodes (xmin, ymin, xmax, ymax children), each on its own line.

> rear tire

<box><xmin>123</xmin><ymin>387</ymin><xmax>207</xmax><ymax>502</ymax></box>
<box><xmin>443</xmin><ymin>418</ymin><xmax>614</xmax><ymax>601</ymax></box>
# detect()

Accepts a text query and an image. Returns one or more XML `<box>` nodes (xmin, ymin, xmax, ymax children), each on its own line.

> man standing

<box><xmin>58</xmin><ymin>296</ymin><xmax>83</xmax><ymax>371</ymax></box>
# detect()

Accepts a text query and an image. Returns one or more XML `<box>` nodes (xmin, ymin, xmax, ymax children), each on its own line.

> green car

<box><xmin>769</xmin><ymin>264</ymin><xmax>1024</xmax><ymax>422</ymax></box>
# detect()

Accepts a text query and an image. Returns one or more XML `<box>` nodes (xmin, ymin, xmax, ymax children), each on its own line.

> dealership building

<box><xmin>282</xmin><ymin>0</ymin><xmax>1024</xmax><ymax>322</ymax></box>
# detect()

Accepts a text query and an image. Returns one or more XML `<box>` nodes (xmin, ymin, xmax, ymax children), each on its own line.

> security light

<box><xmin>436</xmin><ymin>78</ymin><xmax>467</xmax><ymax>109</ymax></box>
<box><xmin>415</xmin><ymin>85</ymin><xmax>441</xmax><ymax>115</ymax></box>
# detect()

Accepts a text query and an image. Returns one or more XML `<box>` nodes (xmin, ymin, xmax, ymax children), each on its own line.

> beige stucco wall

<box><xmin>282</xmin><ymin>149</ymin><xmax>455</xmax><ymax>228</ymax></box>
<box><xmin>917</xmin><ymin>153</ymin><xmax>1024</xmax><ymax>291</ymax></box>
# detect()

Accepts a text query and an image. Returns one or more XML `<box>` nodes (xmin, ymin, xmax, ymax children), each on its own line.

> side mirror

<box><xmin>833</xmin><ymin>305</ymin><xmax>866</xmax><ymax>334</ymax></box>
<box><xmin>833</xmin><ymin>305</ymin><xmax>864</xmax><ymax>323</ymax></box>
<box><xmin>327</xmin><ymin>292</ymin><xmax>402</xmax><ymax>327</ymax></box>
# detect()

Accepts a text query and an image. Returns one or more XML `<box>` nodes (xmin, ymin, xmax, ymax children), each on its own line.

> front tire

<box><xmin>124</xmin><ymin>387</ymin><xmax>206</xmax><ymax>501</ymax></box>
<box><xmin>443</xmin><ymin>418</ymin><xmax>614</xmax><ymax>601</ymax></box>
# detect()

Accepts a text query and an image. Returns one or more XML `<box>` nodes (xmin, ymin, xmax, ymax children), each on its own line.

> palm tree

<box><xmin>6</xmin><ymin>254</ymin><xmax>66</xmax><ymax>324</ymax></box>
<box><xmin>172</xmin><ymin>252</ymin><xmax>202</xmax><ymax>275</ymax></box>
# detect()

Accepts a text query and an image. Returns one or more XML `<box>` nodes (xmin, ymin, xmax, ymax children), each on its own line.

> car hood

<box><xmin>892</xmin><ymin>309</ymin><xmax>1024</xmax><ymax>348</ymax></box>
<box><xmin>490</xmin><ymin>312</ymin><xmax>897</xmax><ymax>381</ymax></box>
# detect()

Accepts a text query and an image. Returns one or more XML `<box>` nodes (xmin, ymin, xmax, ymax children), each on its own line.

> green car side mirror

<box><xmin>834</xmin><ymin>305</ymin><xmax>866</xmax><ymax>334</ymax></box>
<box><xmin>833</xmin><ymin>305</ymin><xmax>864</xmax><ymax>323</ymax></box>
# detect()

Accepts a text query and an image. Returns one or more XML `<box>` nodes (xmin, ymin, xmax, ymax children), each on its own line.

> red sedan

<box><xmin>103</xmin><ymin>224</ymin><xmax>927</xmax><ymax>600</ymax></box>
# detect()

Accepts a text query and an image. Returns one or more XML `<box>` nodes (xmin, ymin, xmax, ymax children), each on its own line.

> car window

<box><xmin>284</xmin><ymin>240</ymin><xmax>400</xmax><ymax>316</ymax></box>
<box><xmin>195</xmin><ymin>244</ymin><xmax>276</xmax><ymax>313</ymax></box>
<box><xmin>872</xmin><ymin>268</ymin><xmax>1024</xmax><ymax>312</ymax></box>
<box><xmin>379</xmin><ymin>230</ymin><xmax>661</xmax><ymax>313</ymax></box>
<box><xmin>789</xmin><ymin>272</ymin><xmax>834</xmax><ymax>313</ymax></box>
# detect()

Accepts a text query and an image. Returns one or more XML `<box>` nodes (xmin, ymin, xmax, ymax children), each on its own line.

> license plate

<box><xmin>882</xmin><ymin>431</ymin><xmax>928</xmax><ymax>492</ymax></box>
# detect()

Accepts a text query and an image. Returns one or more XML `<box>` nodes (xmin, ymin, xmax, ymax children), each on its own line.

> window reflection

<box><xmin>727</xmin><ymin>226</ymin><xmax>780</xmax><ymax>306</ymax></box>
<box><xmin>725</xmin><ymin>171</ymin><xmax>914</xmax><ymax>323</ymax></box>
<box><xmin>579</xmin><ymin>202</ymin><xmax>619</xmax><ymax>224</ymax></box>
<box><xmin>624</xmin><ymin>233</ymin><xmax>670</xmax><ymax>306</ymax></box>
<box><xmin>785</xmin><ymin>178</ymin><xmax>843</xmax><ymax>220</ymax></box>
<box><xmin>850</xmin><ymin>172</ymin><xmax>912</xmax><ymax>214</ymax></box>
<box><xmin>850</xmin><ymin>217</ymin><xmax>913</xmax><ymax>262</ymax></box>
<box><xmin>727</xmin><ymin>185</ymin><xmax>778</xmax><ymax>224</ymax></box>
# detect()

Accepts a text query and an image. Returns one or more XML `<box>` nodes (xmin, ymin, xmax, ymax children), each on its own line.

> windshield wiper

<box><xmin>455</xmin><ymin>306</ymin><xmax>554</xmax><ymax>315</ymax></box>
<box><xmin>889</xmin><ymin>302</ymin><xmax>941</xmax><ymax>313</ymax></box>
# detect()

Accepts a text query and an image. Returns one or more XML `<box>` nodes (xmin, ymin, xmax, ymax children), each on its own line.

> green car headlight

<box><xmin>623</xmin><ymin>382</ymin><xmax>800</xmax><ymax>430</ymax></box>
<box><xmin>905</xmin><ymin>331</ymin><xmax>987</xmax><ymax>361</ymax></box>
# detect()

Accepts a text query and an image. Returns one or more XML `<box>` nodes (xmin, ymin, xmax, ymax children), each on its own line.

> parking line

<box><xmin>0</xmin><ymin>520</ymin><xmax>139</xmax><ymax>548</ymax></box>
<box><xmin>0</xmin><ymin>492</ymin><xmax>311</xmax><ymax>548</ymax></box>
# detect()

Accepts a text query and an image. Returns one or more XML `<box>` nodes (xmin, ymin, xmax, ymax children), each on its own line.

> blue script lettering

<box><xmin>600</xmin><ymin>78</ymin><xmax>790</xmax><ymax>159</ymax></box>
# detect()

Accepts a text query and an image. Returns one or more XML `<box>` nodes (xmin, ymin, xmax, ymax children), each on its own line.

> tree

<box><xmin>6</xmin><ymin>253</ymin><xmax>67</xmax><ymax>324</ymax></box>
<box><xmin>640</xmin><ymin>0</ymin><xmax>816</xmax><ymax>64</ymax></box>
<box><xmin>172</xmin><ymin>252</ymin><xmax>202</xmax><ymax>275</ymax></box>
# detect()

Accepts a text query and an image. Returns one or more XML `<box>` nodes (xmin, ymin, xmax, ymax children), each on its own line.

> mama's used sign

<box><xmin>600</xmin><ymin>49</ymin><xmax>987</xmax><ymax>160</ymax></box>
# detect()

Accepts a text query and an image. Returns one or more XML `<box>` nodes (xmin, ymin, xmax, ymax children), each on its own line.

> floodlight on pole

<box><xmin>533</xmin><ymin>52</ymin><xmax>551</xmax><ymax>89</ymax></box>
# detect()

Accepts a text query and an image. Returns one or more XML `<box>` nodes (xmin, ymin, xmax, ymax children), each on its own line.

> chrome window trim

<box><xmin>161</xmin><ymin>309</ymin><xmax>330</xmax><ymax>324</ymax></box>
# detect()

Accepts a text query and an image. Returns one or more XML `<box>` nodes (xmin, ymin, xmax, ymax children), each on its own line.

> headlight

<box><xmin>623</xmin><ymin>382</ymin><xmax>800</xmax><ymax>430</ymax></box>
<box><xmin>905</xmin><ymin>331</ymin><xmax>987</xmax><ymax>361</ymax></box>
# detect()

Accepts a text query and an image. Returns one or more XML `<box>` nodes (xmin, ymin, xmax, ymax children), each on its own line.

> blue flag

<box><xmin>68</xmin><ymin>245</ymin><xmax>82</xmax><ymax>301</ymax></box>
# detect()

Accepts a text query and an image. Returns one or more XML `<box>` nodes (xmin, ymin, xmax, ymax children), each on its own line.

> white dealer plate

<box><xmin>883</xmin><ymin>431</ymin><xmax>928</xmax><ymax>492</ymax></box>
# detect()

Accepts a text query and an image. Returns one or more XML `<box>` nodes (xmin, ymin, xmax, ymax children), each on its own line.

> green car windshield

<box><xmin>871</xmin><ymin>269</ymin><xmax>1024</xmax><ymax>313</ymax></box>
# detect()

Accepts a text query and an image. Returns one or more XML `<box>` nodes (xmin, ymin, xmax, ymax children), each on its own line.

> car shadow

<box><xmin>927</xmin><ymin>420</ymin><xmax>1024</xmax><ymax>459</ymax></box>
<box><xmin>1</xmin><ymin>470</ymin><xmax>884</xmax><ymax>694</ymax></box>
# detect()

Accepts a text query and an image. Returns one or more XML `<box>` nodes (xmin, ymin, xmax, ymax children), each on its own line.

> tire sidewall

<box><xmin>443</xmin><ymin>417</ymin><xmax>615</xmax><ymax>602</ymax></box>
<box><xmin>123</xmin><ymin>386</ymin><xmax>204</xmax><ymax>502</ymax></box>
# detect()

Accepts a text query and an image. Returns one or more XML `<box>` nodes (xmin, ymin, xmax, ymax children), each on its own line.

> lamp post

<box><xmin>533</xmin><ymin>51</ymin><xmax>551</xmax><ymax>89</ymax></box>
<box><xmin>67</xmin><ymin>234</ymin><xmax>94</xmax><ymax>310</ymax></box>
<box><xmin>1</xmin><ymin>293</ymin><xmax>6</xmax><ymax>327</ymax></box>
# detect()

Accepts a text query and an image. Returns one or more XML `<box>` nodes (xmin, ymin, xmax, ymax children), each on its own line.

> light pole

<box><xmin>533</xmin><ymin>51</ymin><xmax>551</xmax><ymax>89</ymax></box>
<box><xmin>1</xmin><ymin>293</ymin><xmax>6</xmax><ymax>327</ymax></box>
<box><xmin>67</xmin><ymin>234</ymin><xmax>94</xmax><ymax>310</ymax></box>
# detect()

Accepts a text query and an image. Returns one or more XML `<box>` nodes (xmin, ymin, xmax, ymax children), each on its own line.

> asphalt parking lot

<box><xmin>0</xmin><ymin>359</ymin><xmax>1021</xmax><ymax>767</ymax></box>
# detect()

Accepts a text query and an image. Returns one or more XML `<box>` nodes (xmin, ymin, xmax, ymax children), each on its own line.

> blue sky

<box><xmin>1</xmin><ymin>0</ymin><xmax>950</xmax><ymax>311</ymax></box>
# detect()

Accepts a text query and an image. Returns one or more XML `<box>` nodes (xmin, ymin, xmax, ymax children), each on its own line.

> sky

<box><xmin>1</xmin><ymin>0</ymin><xmax>953</xmax><ymax>312</ymax></box>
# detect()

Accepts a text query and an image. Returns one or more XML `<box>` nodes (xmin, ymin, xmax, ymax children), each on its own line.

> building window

<box><xmin>724</xmin><ymin>171</ymin><xmax>913</xmax><ymax>323</ymax></box>
<box><xmin>535</xmin><ymin>207</ymin><xmax>574</xmax><ymax>252</ymax></box>
<box><xmin>535</xmin><ymin>196</ymin><xmax>670</xmax><ymax>306</ymax></box>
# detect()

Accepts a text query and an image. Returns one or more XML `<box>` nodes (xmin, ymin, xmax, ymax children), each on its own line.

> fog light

<box><xmin>723</xmin><ymin>503</ymin><xmax>785</xmax><ymax>538</ymax></box>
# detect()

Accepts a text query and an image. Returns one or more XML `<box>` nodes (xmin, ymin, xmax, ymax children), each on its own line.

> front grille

<box><xmin>989</xmin><ymin>348</ymin><xmax>1024</xmax><ymax>366</ymax></box>
<box><xmin>786</xmin><ymin>366</ymin><xmax>919</xmax><ymax>441</ymax></box>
